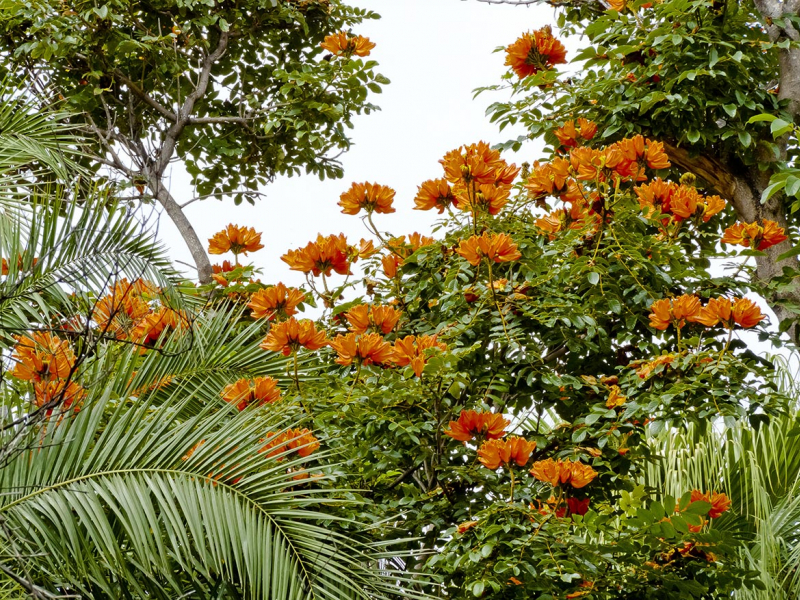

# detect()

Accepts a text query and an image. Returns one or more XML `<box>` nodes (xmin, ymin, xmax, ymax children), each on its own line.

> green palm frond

<box><xmin>0</xmin><ymin>349</ymin><xmax>428</xmax><ymax>598</ymax></box>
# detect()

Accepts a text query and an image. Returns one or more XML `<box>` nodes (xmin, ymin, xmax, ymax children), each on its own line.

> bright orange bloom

<box><xmin>554</xmin><ymin>118</ymin><xmax>598</xmax><ymax>148</ymax></box>
<box><xmin>260</xmin><ymin>428</ymin><xmax>320</xmax><ymax>460</ymax></box>
<box><xmin>644</xmin><ymin>139</ymin><xmax>671</xmax><ymax>170</ymax></box>
<box><xmin>414</xmin><ymin>179</ymin><xmax>455</xmax><ymax>213</ymax></box>
<box><xmin>259</xmin><ymin>318</ymin><xmax>328</xmax><ymax>356</ymax></box>
<box><xmin>689</xmin><ymin>490</ymin><xmax>731</xmax><ymax>519</ymax></box>
<box><xmin>606</xmin><ymin>385</ymin><xmax>626</xmax><ymax>408</ymax></box>
<box><xmin>392</xmin><ymin>335</ymin><xmax>447</xmax><ymax>377</ymax></box>
<box><xmin>648</xmin><ymin>295</ymin><xmax>701</xmax><ymax>330</ymax></box>
<box><xmin>441</xmin><ymin>141</ymin><xmax>508</xmax><ymax>187</ymax></box>
<box><xmin>530</xmin><ymin>458</ymin><xmax>598</xmax><ymax>488</ymax></box>
<box><xmin>329</xmin><ymin>332</ymin><xmax>395</xmax><ymax>367</ymax></box>
<box><xmin>345</xmin><ymin>304</ymin><xmax>403</xmax><ymax>335</ymax></box>
<box><xmin>208</xmin><ymin>224</ymin><xmax>264</xmax><ymax>255</ymax></box>
<box><xmin>357</xmin><ymin>238</ymin><xmax>377</xmax><ymax>259</ymax></box>
<box><xmin>33</xmin><ymin>379</ymin><xmax>85</xmax><ymax>413</ymax></box>
<box><xmin>702</xmin><ymin>195</ymin><xmax>727</xmax><ymax>222</ymax></box>
<box><xmin>444</xmin><ymin>410</ymin><xmax>510</xmax><ymax>443</ymax></box>
<box><xmin>570</xmin><ymin>147</ymin><xmax>605</xmax><ymax>181</ymax></box>
<box><xmin>94</xmin><ymin>293</ymin><xmax>151</xmax><ymax>339</ymax></box>
<box><xmin>388</xmin><ymin>233</ymin><xmax>437</xmax><ymax>258</ymax></box>
<box><xmin>248</xmin><ymin>283</ymin><xmax>306</xmax><ymax>321</ymax></box>
<box><xmin>111</xmin><ymin>278</ymin><xmax>159</xmax><ymax>300</ymax></box>
<box><xmin>456</xmin><ymin>232</ymin><xmax>521</xmax><ymax>266</ymax></box>
<box><xmin>731</xmin><ymin>298</ymin><xmax>765</xmax><ymax>328</ymax></box>
<box><xmin>634</xmin><ymin>179</ymin><xmax>678</xmax><ymax>217</ymax></box>
<box><xmin>457</xmin><ymin>520</ymin><xmax>479</xmax><ymax>534</ymax></box>
<box><xmin>221</xmin><ymin>377</ymin><xmax>281</xmax><ymax>411</ymax></box>
<box><xmin>320</xmin><ymin>31</ymin><xmax>375</xmax><ymax>57</ymax></box>
<box><xmin>11</xmin><ymin>332</ymin><xmax>76</xmax><ymax>382</ymax></box>
<box><xmin>607</xmin><ymin>0</ymin><xmax>626</xmax><ymax>10</ymax></box>
<box><xmin>722</xmin><ymin>219</ymin><xmax>788</xmax><ymax>251</ymax></box>
<box><xmin>631</xmin><ymin>354</ymin><xmax>676</xmax><ymax>379</ymax></box>
<box><xmin>338</xmin><ymin>182</ymin><xmax>396</xmax><ymax>215</ymax></box>
<box><xmin>525</xmin><ymin>158</ymin><xmax>572</xmax><ymax>198</ymax></box>
<box><xmin>132</xmin><ymin>307</ymin><xmax>188</xmax><ymax>345</ymax></box>
<box><xmin>381</xmin><ymin>253</ymin><xmax>402</xmax><ymax>278</ymax></box>
<box><xmin>281</xmin><ymin>234</ymin><xmax>353</xmax><ymax>277</ymax></box>
<box><xmin>670</xmin><ymin>186</ymin><xmax>702</xmax><ymax>221</ymax></box>
<box><xmin>694</xmin><ymin>297</ymin><xmax>733</xmax><ymax>328</ymax></box>
<box><xmin>478</xmin><ymin>436</ymin><xmax>537</xmax><ymax>470</ymax></box>
<box><xmin>505</xmin><ymin>26</ymin><xmax>567</xmax><ymax>79</ymax></box>
<box><xmin>456</xmin><ymin>183</ymin><xmax>510</xmax><ymax>216</ymax></box>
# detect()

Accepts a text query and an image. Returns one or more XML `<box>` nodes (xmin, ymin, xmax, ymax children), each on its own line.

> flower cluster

<box><xmin>344</xmin><ymin>304</ymin><xmax>403</xmax><ymax>335</ymax></box>
<box><xmin>554</xmin><ymin>118</ymin><xmax>597</xmax><ymax>149</ymax></box>
<box><xmin>248</xmin><ymin>283</ymin><xmax>306</xmax><ymax>321</ymax></box>
<box><xmin>282</xmin><ymin>234</ymin><xmax>367</xmax><ymax>277</ymax></box>
<box><xmin>329</xmin><ymin>332</ymin><xmax>395</xmax><ymax>367</ymax></box>
<box><xmin>530</xmin><ymin>458</ymin><xmax>598</xmax><ymax>489</ymax></box>
<box><xmin>635</xmin><ymin>179</ymin><xmax>726</xmax><ymax>222</ymax></box>
<box><xmin>414</xmin><ymin>178</ymin><xmax>455</xmax><ymax>213</ymax></box>
<box><xmin>392</xmin><ymin>335</ymin><xmax>447</xmax><ymax>377</ymax></box>
<box><xmin>505</xmin><ymin>26</ymin><xmax>567</xmax><ymax>79</ymax></box>
<box><xmin>260</xmin><ymin>318</ymin><xmax>328</xmax><ymax>356</ymax></box>
<box><xmin>456</xmin><ymin>232</ymin><xmax>521</xmax><ymax>266</ymax></box>
<box><xmin>649</xmin><ymin>295</ymin><xmax>764</xmax><ymax>330</ymax></box>
<box><xmin>320</xmin><ymin>31</ymin><xmax>375</xmax><ymax>57</ymax></box>
<box><xmin>570</xmin><ymin>135</ymin><xmax>670</xmax><ymax>182</ymax></box>
<box><xmin>381</xmin><ymin>233</ymin><xmax>436</xmax><ymax>278</ymax></box>
<box><xmin>208</xmin><ymin>224</ymin><xmax>264</xmax><ymax>256</ymax></box>
<box><xmin>444</xmin><ymin>410</ymin><xmax>510</xmax><ymax>443</ymax></box>
<box><xmin>221</xmin><ymin>377</ymin><xmax>282</xmax><ymax>411</ymax></box>
<box><xmin>338</xmin><ymin>182</ymin><xmax>396</xmax><ymax>215</ymax></box>
<box><xmin>11</xmin><ymin>332</ymin><xmax>85</xmax><ymax>412</ymax></box>
<box><xmin>721</xmin><ymin>219</ymin><xmax>788</xmax><ymax>251</ymax></box>
<box><xmin>259</xmin><ymin>428</ymin><xmax>320</xmax><ymax>460</ymax></box>
<box><xmin>477</xmin><ymin>436</ymin><xmax>537</xmax><ymax>470</ymax></box>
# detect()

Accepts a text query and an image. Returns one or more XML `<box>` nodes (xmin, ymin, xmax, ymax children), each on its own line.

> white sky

<box><xmin>156</xmin><ymin>0</ymin><xmax>554</xmax><ymax>286</ymax></box>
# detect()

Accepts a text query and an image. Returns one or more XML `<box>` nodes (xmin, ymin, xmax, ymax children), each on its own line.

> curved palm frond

<box><xmin>0</xmin><ymin>343</ymin><xmax>428</xmax><ymax>598</ymax></box>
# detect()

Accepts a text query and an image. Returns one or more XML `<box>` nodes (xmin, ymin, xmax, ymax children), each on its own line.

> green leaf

<box><xmin>747</xmin><ymin>113</ymin><xmax>778</xmax><ymax>124</ymax></box>
<box><xmin>685</xmin><ymin>500</ymin><xmax>712</xmax><ymax>515</ymax></box>
<box><xmin>738</xmin><ymin>131</ymin><xmax>752</xmax><ymax>147</ymax></box>
<box><xmin>587</xmin><ymin>272</ymin><xmax>600</xmax><ymax>285</ymax></box>
<box><xmin>776</xmin><ymin>245</ymin><xmax>800</xmax><ymax>262</ymax></box>
<box><xmin>771</xmin><ymin>118</ymin><xmax>793</xmax><ymax>138</ymax></box>
<box><xmin>472</xmin><ymin>581</ymin><xmax>485</xmax><ymax>597</ymax></box>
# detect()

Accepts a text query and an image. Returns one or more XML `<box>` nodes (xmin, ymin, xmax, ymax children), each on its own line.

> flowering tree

<box><xmin>0</xmin><ymin>0</ymin><xmax>387</xmax><ymax>282</ymax></box>
<box><xmin>194</xmin><ymin>17</ymin><xmax>799</xmax><ymax>597</ymax></box>
<box><xmin>480</xmin><ymin>0</ymin><xmax>800</xmax><ymax>340</ymax></box>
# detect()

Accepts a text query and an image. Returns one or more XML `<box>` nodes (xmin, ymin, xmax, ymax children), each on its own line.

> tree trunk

<box><xmin>148</xmin><ymin>169</ymin><xmax>213</xmax><ymax>284</ymax></box>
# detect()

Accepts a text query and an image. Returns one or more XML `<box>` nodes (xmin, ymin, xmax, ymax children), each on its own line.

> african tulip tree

<box><xmin>0</xmin><ymin>0</ymin><xmax>387</xmax><ymax>282</ymax></box>
<box><xmin>480</xmin><ymin>0</ymin><xmax>800</xmax><ymax>340</ymax></box>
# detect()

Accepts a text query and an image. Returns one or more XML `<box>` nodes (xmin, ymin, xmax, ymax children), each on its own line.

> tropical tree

<box><xmin>479</xmin><ymin>0</ymin><xmax>800</xmax><ymax>339</ymax></box>
<box><xmin>0</xmin><ymin>0</ymin><xmax>388</xmax><ymax>282</ymax></box>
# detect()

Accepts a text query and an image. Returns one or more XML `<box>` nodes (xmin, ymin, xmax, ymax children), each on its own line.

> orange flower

<box><xmin>392</xmin><ymin>335</ymin><xmax>447</xmax><ymax>377</ymax></box>
<box><xmin>644</xmin><ymin>139</ymin><xmax>671</xmax><ymax>170</ymax></box>
<box><xmin>221</xmin><ymin>377</ymin><xmax>281</xmax><ymax>411</ymax></box>
<box><xmin>505</xmin><ymin>26</ymin><xmax>567</xmax><ymax>79</ymax></box>
<box><xmin>694</xmin><ymin>297</ymin><xmax>732</xmax><ymax>328</ymax></box>
<box><xmin>530</xmin><ymin>458</ymin><xmax>598</xmax><ymax>488</ymax></box>
<box><xmin>132</xmin><ymin>307</ymin><xmax>188</xmax><ymax>345</ymax></box>
<box><xmin>477</xmin><ymin>436</ymin><xmax>537</xmax><ymax>470</ymax></box>
<box><xmin>457</xmin><ymin>520</ymin><xmax>479</xmax><ymax>534</ymax></box>
<box><xmin>1</xmin><ymin>254</ymin><xmax>38</xmax><ymax>277</ymax></box>
<box><xmin>345</xmin><ymin>304</ymin><xmax>402</xmax><ymax>335</ymax></box>
<box><xmin>731</xmin><ymin>297</ymin><xmax>765</xmax><ymax>328</ymax></box>
<box><xmin>388</xmin><ymin>233</ymin><xmax>437</xmax><ymax>258</ymax></box>
<box><xmin>281</xmin><ymin>234</ymin><xmax>353</xmax><ymax>277</ymax></box>
<box><xmin>634</xmin><ymin>179</ymin><xmax>678</xmax><ymax>217</ymax></box>
<box><xmin>94</xmin><ymin>293</ymin><xmax>151</xmax><ymax>339</ymax></box>
<box><xmin>456</xmin><ymin>232</ymin><xmax>521</xmax><ymax>266</ymax></box>
<box><xmin>338</xmin><ymin>182</ymin><xmax>396</xmax><ymax>215</ymax></box>
<box><xmin>456</xmin><ymin>183</ymin><xmax>510</xmax><ymax>216</ymax></box>
<box><xmin>648</xmin><ymin>295</ymin><xmax>701</xmax><ymax>330</ymax></box>
<box><xmin>525</xmin><ymin>158</ymin><xmax>572</xmax><ymax>198</ymax></box>
<box><xmin>414</xmin><ymin>179</ymin><xmax>455</xmax><ymax>213</ymax></box>
<box><xmin>554</xmin><ymin>118</ymin><xmax>598</xmax><ymax>148</ymax></box>
<box><xmin>329</xmin><ymin>332</ymin><xmax>395</xmax><ymax>367</ymax></box>
<box><xmin>381</xmin><ymin>253</ymin><xmax>402</xmax><ymax>278</ymax></box>
<box><xmin>570</xmin><ymin>147</ymin><xmax>605</xmax><ymax>181</ymax></box>
<box><xmin>688</xmin><ymin>490</ymin><xmax>731</xmax><ymax>519</ymax></box>
<box><xmin>248</xmin><ymin>283</ymin><xmax>306</xmax><ymax>321</ymax></box>
<box><xmin>320</xmin><ymin>31</ymin><xmax>375</xmax><ymax>57</ymax></box>
<box><xmin>11</xmin><ymin>332</ymin><xmax>76</xmax><ymax>382</ymax></box>
<box><xmin>208</xmin><ymin>224</ymin><xmax>264</xmax><ymax>255</ymax></box>
<box><xmin>111</xmin><ymin>278</ymin><xmax>159</xmax><ymax>299</ymax></box>
<box><xmin>444</xmin><ymin>410</ymin><xmax>510</xmax><ymax>443</ymax></box>
<box><xmin>607</xmin><ymin>0</ymin><xmax>626</xmax><ymax>10</ymax></box>
<box><xmin>260</xmin><ymin>428</ymin><xmax>320</xmax><ymax>460</ymax></box>
<box><xmin>670</xmin><ymin>186</ymin><xmax>702</xmax><ymax>220</ymax></box>
<box><xmin>702</xmin><ymin>195</ymin><xmax>727</xmax><ymax>222</ymax></box>
<box><xmin>722</xmin><ymin>219</ymin><xmax>788</xmax><ymax>250</ymax></box>
<box><xmin>441</xmin><ymin>143</ymin><xmax>505</xmax><ymax>188</ymax></box>
<box><xmin>259</xmin><ymin>318</ymin><xmax>328</xmax><ymax>356</ymax></box>
<box><xmin>631</xmin><ymin>354</ymin><xmax>676</xmax><ymax>379</ymax></box>
<box><xmin>33</xmin><ymin>379</ymin><xmax>85</xmax><ymax>413</ymax></box>
<box><xmin>606</xmin><ymin>385</ymin><xmax>626</xmax><ymax>408</ymax></box>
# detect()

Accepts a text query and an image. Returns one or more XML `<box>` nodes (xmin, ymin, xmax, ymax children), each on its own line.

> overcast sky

<box><xmin>156</xmin><ymin>0</ymin><xmax>554</xmax><ymax>286</ymax></box>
